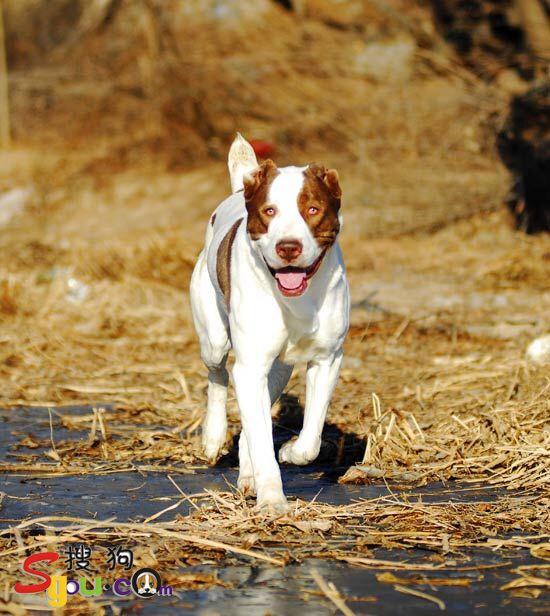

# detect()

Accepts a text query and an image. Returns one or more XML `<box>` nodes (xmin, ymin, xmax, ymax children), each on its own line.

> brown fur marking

<box><xmin>243</xmin><ymin>159</ymin><xmax>279</xmax><ymax>240</ymax></box>
<box><xmin>216</xmin><ymin>217</ymin><xmax>243</xmax><ymax>308</ymax></box>
<box><xmin>298</xmin><ymin>164</ymin><xmax>341</xmax><ymax>248</ymax></box>
<box><xmin>211</xmin><ymin>213</ymin><xmax>216</xmax><ymax>227</ymax></box>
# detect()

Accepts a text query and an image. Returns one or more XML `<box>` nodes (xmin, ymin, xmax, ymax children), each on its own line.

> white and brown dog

<box><xmin>190</xmin><ymin>134</ymin><xmax>349</xmax><ymax>513</ymax></box>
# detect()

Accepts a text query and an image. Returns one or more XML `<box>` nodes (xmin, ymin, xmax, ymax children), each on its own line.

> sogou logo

<box><xmin>14</xmin><ymin>550</ymin><xmax>173</xmax><ymax>608</ymax></box>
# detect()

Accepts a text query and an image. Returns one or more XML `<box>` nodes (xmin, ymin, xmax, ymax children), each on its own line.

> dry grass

<box><xmin>0</xmin><ymin>487</ymin><xmax>548</xmax><ymax>607</ymax></box>
<box><xmin>0</xmin><ymin>151</ymin><xmax>548</xmax><ymax>492</ymax></box>
<box><xmin>1</xmin><ymin>184</ymin><xmax>548</xmax><ymax>610</ymax></box>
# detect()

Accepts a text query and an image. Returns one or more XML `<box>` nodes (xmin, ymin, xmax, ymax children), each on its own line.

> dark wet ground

<box><xmin>145</xmin><ymin>557</ymin><xmax>543</xmax><ymax>616</ymax></box>
<box><xmin>1</xmin><ymin>406</ymin><xmax>547</xmax><ymax>615</ymax></box>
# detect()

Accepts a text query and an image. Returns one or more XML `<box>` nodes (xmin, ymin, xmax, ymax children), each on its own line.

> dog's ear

<box><xmin>306</xmin><ymin>163</ymin><xmax>341</xmax><ymax>199</ymax></box>
<box><xmin>228</xmin><ymin>133</ymin><xmax>258</xmax><ymax>193</ymax></box>
<box><xmin>243</xmin><ymin>159</ymin><xmax>278</xmax><ymax>201</ymax></box>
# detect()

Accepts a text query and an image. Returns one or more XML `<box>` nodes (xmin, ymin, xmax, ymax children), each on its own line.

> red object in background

<box><xmin>249</xmin><ymin>140</ymin><xmax>275</xmax><ymax>159</ymax></box>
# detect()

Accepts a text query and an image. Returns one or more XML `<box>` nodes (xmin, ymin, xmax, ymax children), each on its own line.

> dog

<box><xmin>190</xmin><ymin>134</ymin><xmax>349</xmax><ymax>513</ymax></box>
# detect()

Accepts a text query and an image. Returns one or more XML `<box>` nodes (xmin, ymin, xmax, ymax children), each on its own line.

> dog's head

<box><xmin>136</xmin><ymin>572</ymin><xmax>158</xmax><ymax>596</ymax></box>
<box><xmin>243</xmin><ymin>160</ymin><xmax>341</xmax><ymax>297</ymax></box>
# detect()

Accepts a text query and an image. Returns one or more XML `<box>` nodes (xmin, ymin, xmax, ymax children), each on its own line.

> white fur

<box><xmin>227</xmin><ymin>132</ymin><xmax>258</xmax><ymax>193</ymax></box>
<box><xmin>190</xmin><ymin>135</ymin><xmax>349</xmax><ymax>513</ymax></box>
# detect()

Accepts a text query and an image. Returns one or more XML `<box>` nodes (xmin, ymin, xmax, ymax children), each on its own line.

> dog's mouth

<box><xmin>266</xmin><ymin>250</ymin><xmax>326</xmax><ymax>297</ymax></box>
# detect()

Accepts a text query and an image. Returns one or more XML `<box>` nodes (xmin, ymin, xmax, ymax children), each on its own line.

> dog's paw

<box><xmin>201</xmin><ymin>430</ymin><xmax>227</xmax><ymax>463</ymax></box>
<box><xmin>278</xmin><ymin>437</ymin><xmax>320</xmax><ymax>466</ymax></box>
<box><xmin>237</xmin><ymin>474</ymin><xmax>256</xmax><ymax>496</ymax></box>
<box><xmin>255</xmin><ymin>494</ymin><xmax>289</xmax><ymax>516</ymax></box>
<box><xmin>255</xmin><ymin>483</ymin><xmax>289</xmax><ymax>516</ymax></box>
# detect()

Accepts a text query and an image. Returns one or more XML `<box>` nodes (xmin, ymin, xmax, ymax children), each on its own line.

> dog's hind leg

<box><xmin>190</xmin><ymin>251</ymin><xmax>231</xmax><ymax>462</ymax></box>
<box><xmin>203</xmin><ymin>357</ymin><xmax>229</xmax><ymax>461</ymax></box>
<box><xmin>268</xmin><ymin>358</ymin><xmax>293</xmax><ymax>405</ymax></box>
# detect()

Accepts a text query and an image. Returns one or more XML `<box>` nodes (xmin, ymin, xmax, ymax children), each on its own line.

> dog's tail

<box><xmin>228</xmin><ymin>133</ymin><xmax>258</xmax><ymax>193</ymax></box>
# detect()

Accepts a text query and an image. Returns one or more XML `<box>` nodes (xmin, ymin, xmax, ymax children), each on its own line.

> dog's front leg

<box><xmin>279</xmin><ymin>350</ymin><xmax>343</xmax><ymax>465</ymax></box>
<box><xmin>233</xmin><ymin>361</ymin><xmax>288</xmax><ymax>514</ymax></box>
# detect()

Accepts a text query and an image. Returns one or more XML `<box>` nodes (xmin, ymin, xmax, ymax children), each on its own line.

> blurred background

<box><xmin>1</xmin><ymin>0</ymin><xmax>548</xmax><ymax>230</ymax></box>
<box><xmin>0</xmin><ymin>1</ymin><xmax>548</xmax><ymax>470</ymax></box>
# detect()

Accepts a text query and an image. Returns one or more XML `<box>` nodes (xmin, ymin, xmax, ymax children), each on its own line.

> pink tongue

<box><xmin>275</xmin><ymin>271</ymin><xmax>306</xmax><ymax>290</ymax></box>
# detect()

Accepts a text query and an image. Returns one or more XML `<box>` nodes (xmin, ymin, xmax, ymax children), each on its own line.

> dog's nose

<box><xmin>276</xmin><ymin>239</ymin><xmax>303</xmax><ymax>262</ymax></box>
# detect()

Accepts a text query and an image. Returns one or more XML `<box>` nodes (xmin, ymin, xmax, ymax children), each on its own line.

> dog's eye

<box><xmin>264</xmin><ymin>207</ymin><xmax>276</xmax><ymax>216</ymax></box>
<box><xmin>308</xmin><ymin>206</ymin><xmax>319</xmax><ymax>215</ymax></box>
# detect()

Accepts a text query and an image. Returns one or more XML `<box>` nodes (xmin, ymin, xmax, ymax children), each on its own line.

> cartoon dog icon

<box><xmin>131</xmin><ymin>568</ymin><xmax>160</xmax><ymax>598</ymax></box>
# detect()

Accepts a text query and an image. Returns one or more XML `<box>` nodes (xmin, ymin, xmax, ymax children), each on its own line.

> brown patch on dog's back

<box><xmin>216</xmin><ymin>218</ymin><xmax>243</xmax><ymax>308</ymax></box>
<box><xmin>298</xmin><ymin>164</ymin><xmax>341</xmax><ymax>248</ymax></box>
<box><xmin>243</xmin><ymin>159</ymin><xmax>279</xmax><ymax>240</ymax></box>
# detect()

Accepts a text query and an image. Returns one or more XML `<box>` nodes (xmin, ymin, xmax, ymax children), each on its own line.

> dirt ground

<box><xmin>0</xmin><ymin>0</ymin><xmax>549</xmax><ymax>612</ymax></box>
